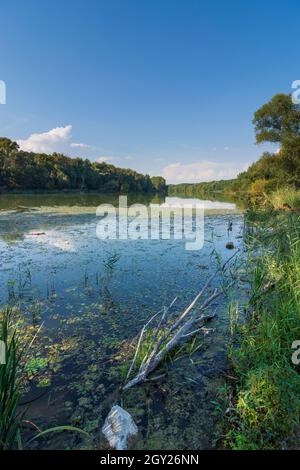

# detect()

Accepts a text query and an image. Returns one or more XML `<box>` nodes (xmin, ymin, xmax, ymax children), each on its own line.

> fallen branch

<box><xmin>125</xmin><ymin>298</ymin><xmax>177</xmax><ymax>381</ymax></box>
<box><xmin>123</xmin><ymin>252</ymin><xmax>238</xmax><ymax>390</ymax></box>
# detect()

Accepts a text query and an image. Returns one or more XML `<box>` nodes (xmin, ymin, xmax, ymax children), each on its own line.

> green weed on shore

<box><xmin>0</xmin><ymin>308</ymin><xmax>25</xmax><ymax>449</ymax></box>
<box><xmin>268</xmin><ymin>188</ymin><xmax>300</xmax><ymax>211</ymax></box>
<box><xmin>221</xmin><ymin>211</ymin><xmax>300</xmax><ymax>449</ymax></box>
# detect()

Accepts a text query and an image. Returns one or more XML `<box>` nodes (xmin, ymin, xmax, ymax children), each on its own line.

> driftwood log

<box><xmin>123</xmin><ymin>251</ymin><xmax>238</xmax><ymax>390</ymax></box>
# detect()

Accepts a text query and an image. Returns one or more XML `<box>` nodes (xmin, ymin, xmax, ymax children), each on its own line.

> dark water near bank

<box><xmin>0</xmin><ymin>193</ymin><xmax>245</xmax><ymax>449</ymax></box>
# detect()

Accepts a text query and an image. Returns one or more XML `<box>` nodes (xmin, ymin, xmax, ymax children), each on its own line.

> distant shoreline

<box><xmin>0</xmin><ymin>188</ymin><xmax>165</xmax><ymax>196</ymax></box>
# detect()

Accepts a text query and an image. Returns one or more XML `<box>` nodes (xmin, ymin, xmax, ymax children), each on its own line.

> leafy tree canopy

<box><xmin>0</xmin><ymin>138</ymin><xmax>166</xmax><ymax>194</ymax></box>
<box><xmin>253</xmin><ymin>93</ymin><xmax>300</xmax><ymax>145</ymax></box>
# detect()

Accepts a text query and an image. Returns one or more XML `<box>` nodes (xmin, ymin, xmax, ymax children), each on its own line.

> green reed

<box><xmin>221</xmin><ymin>212</ymin><xmax>300</xmax><ymax>449</ymax></box>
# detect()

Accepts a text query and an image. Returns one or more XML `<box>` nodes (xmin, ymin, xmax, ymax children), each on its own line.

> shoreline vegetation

<box><xmin>219</xmin><ymin>209</ymin><xmax>300</xmax><ymax>449</ymax></box>
<box><xmin>214</xmin><ymin>92</ymin><xmax>300</xmax><ymax>449</ymax></box>
<box><xmin>1</xmin><ymin>92</ymin><xmax>300</xmax><ymax>450</ymax></box>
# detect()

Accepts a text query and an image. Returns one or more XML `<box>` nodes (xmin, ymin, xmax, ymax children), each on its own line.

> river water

<box><xmin>0</xmin><ymin>193</ymin><xmax>245</xmax><ymax>449</ymax></box>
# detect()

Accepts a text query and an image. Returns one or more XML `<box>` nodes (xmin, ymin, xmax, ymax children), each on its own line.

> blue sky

<box><xmin>0</xmin><ymin>0</ymin><xmax>299</xmax><ymax>183</ymax></box>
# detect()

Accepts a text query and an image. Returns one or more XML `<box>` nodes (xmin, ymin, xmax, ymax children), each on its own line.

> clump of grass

<box><xmin>269</xmin><ymin>187</ymin><xmax>300</xmax><ymax>210</ymax></box>
<box><xmin>222</xmin><ymin>213</ymin><xmax>300</xmax><ymax>449</ymax></box>
<box><xmin>0</xmin><ymin>308</ymin><xmax>25</xmax><ymax>449</ymax></box>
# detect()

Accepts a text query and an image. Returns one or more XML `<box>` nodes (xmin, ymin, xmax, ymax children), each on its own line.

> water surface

<box><xmin>0</xmin><ymin>193</ymin><xmax>245</xmax><ymax>449</ymax></box>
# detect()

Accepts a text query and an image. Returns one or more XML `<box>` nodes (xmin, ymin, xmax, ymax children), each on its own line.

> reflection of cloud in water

<box><xmin>25</xmin><ymin>230</ymin><xmax>77</xmax><ymax>253</ymax></box>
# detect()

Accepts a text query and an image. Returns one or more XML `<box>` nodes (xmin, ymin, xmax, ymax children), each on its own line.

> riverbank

<box><xmin>219</xmin><ymin>207</ymin><xmax>300</xmax><ymax>449</ymax></box>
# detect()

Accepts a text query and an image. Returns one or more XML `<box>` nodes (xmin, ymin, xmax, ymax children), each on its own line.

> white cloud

<box><xmin>162</xmin><ymin>160</ymin><xmax>249</xmax><ymax>184</ymax></box>
<box><xmin>70</xmin><ymin>142</ymin><xmax>91</xmax><ymax>149</ymax></box>
<box><xmin>17</xmin><ymin>125</ymin><xmax>73</xmax><ymax>153</ymax></box>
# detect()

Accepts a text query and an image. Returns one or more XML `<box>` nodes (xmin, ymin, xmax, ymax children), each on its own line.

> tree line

<box><xmin>2</xmin><ymin>93</ymin><xmax>298</xmax><ymax>196</ymax></box>
<box><xmin>0</xmin><ymin>138</ymin><xmax>166</xmax><ymax>194</ymax></box>
<box><xmin>169</xmin><ymin>93</ymin><xmax>300</xmax><ymax>197</ymax></box>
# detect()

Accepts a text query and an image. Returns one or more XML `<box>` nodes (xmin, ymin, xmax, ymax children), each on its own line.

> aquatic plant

<box><xmin>102</xmin><ymin>251</ymin><xmax>121</xmax><ymax>299</ymax></box>
<box><xmin>103</xmin><ymin>251</ymin><xmax>121</xmax><ymax>278</ymax></box>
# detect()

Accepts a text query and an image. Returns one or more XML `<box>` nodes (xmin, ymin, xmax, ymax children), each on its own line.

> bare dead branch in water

<box><xmin>123</xmin><ymin>251</ymin><xmax>239</xmax><ymax>390</ymax></box>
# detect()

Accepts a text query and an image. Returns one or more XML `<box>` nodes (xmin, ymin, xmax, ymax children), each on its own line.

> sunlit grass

<box><xmin>222</xmin><ymin>213</ymin><xmax>300</xmax><ymax>449</ymax></box>
<box><xmin>269</xmin><ymin>188</ymin><xmax>300</xmax><ymax>210</ymax></box>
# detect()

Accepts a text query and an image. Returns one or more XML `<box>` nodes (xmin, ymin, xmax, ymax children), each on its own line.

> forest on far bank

<box><xmin>0</xmin><ymin>137</ymin><xmax>166</xmax><ymax>194</ymax></box>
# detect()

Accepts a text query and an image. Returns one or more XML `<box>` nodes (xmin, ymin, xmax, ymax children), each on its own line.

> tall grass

<box><xmin>0</xmin><ymin>308</ymin><xmax>25</xmax><ymax>449</ymax></box>
<box><xmin>268</xmin><ymin>187</ymin><xmax>300</xmax><ymax>210</ymax></box>
<box><xmin>222</xmin><ymin>213</ymin><xmax>300</xmax><ymax>449</ymax></box>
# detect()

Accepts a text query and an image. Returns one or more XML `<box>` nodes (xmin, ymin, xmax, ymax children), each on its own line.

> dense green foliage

<box><xmin>150</xmin><ymin>176</ymin><xmax>167</xmax><ymax>193</ymax></box>
<box><xmin>235</xmin><ymin>95</ymin><xmax>300</xmax><ymax>193</ymax></box>
<box><xmin>253</xmin><ymin>93</ymin><xmax>300</xmax><ymax>145</ymax></box>
<box><xmin>221</xmin><ymin>211</ymin><xmax>300</xmax><ymax>449</ymax></box>
<box><xmin>0</xmin><ymin>138</ymin><xmax>165</xmax><ymax>193</ymax></box>
<box><xmin>168</xmin><ymin>179</ymin><xmax>236</xmax><ymax>197</ymax></box>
